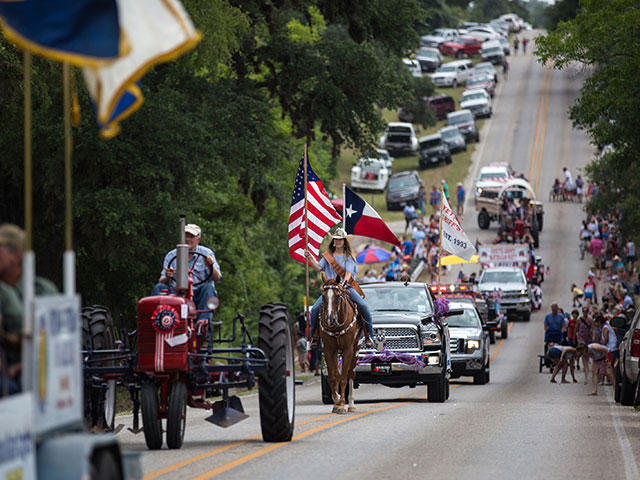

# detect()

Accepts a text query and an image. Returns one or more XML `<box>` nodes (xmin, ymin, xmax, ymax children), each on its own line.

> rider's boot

<box><xmin>310</xmin><ymin>324</ymin><xmax>320</xmax><ymax>350</ymax></box>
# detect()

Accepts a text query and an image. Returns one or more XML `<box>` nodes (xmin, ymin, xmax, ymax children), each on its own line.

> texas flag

<box><xmin>343</xmin><ymin>186</ymin><xmax>400</xmax><ymax>246</ymax></box>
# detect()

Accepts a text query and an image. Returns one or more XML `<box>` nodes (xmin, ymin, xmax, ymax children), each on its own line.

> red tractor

<box><xmin>82</xmin><ymin>217</ymin><xmax>295</xmax><ymax>449</ymax></box>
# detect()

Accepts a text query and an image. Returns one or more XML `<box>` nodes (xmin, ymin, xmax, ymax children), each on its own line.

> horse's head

<box><xmin>321</xmin><ymin>278</ymin><xmax>346</xmax><ymax>328</ymax></box>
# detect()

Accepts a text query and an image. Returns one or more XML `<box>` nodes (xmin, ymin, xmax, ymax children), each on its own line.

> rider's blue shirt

<box><xmin>161</xmin><ymin>244</ymin><xmax>221</xmax><ymax>287</ymax></box>
<box><xmin>318</xmin><ymin>254</ymin><xmax>357</xmax><ymax>279</ymax></box>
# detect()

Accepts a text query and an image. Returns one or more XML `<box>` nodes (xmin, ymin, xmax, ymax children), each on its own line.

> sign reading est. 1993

<box><xmin>32</xmin><ymin>295</ymin><xmax>83</xmax><ymax>436</ymax></box>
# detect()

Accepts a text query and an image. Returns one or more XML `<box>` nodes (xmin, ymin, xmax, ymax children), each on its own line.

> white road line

<box><xmin>605</xmin><ymin>387</ymin><xmax>639</xmax><ymax>480</ymax></box>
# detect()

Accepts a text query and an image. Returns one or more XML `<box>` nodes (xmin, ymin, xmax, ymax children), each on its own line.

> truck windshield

<box><xmin>362</xmin><ymin>286</ymin><xmax>433</xmax><ymax>314</ymax></box>
<box><xmin>447</xmin><ymin>308</ymin><xmax>481</xmax><ymax>328</ymax></box>
<box><xmin>480</xmin><ymin>271</ymin><xmax>524</xmax><ymax>284</ymax></box>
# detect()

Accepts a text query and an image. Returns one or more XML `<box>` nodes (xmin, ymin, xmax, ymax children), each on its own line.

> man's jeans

<box><xmin>151</xmin><ymin>282</ymin><xmax>217</xmax><ymax>320</ymax></box>
<box><xmin>309</xmin><ymin>287</ymin><xmax>374</xmax><ymax>339</ymax></box>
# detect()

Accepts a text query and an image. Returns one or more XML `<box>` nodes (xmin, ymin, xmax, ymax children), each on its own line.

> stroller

<box><xmin>538</xmin><ymin>328</ymin><xmax>563</xmax><ymax>373</ymax></box>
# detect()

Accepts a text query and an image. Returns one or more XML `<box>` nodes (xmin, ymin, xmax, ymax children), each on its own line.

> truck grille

<box><xmin>450</xmin><ymin>338</ymin><xmax>464</xmax><ymax>353</ymax></box>
<box><xmin>376</xmin><ymin>326</ymin><xmax>420</xmax><ymax>351</ymax></box>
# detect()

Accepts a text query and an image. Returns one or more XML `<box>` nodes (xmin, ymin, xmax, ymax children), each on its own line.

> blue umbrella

<box><xmin>356</xmin><ymin>247</ymin><xmax>392</xmax><ymax>264</ymax></box>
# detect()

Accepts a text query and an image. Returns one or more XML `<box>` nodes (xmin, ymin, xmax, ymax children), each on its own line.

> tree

<box><xmin>543</xmin><ymin>0</ymin><xmax>580</xmax><ymax>31</ymax></box>
<box><xmin>535</xmin><ymin>0</ymin><xmax>640</xmax><ymax>239</ymax></box>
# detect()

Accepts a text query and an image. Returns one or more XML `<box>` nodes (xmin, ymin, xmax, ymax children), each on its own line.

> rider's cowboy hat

<box><xmin>331</xmin><ymin>228</ymin><xmax>353</xmax><ymax>241</ymax></box>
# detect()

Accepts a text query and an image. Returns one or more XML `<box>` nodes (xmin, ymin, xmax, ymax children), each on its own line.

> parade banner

<box><xmin>0</xmin><ymin>393</ymin><xmax>36</xmax><ymax>480</ymax></box>
<box><xmin>440</xmin><ymin>194</ymin><xmax>476</xmax><ymax>261</ymax></box>
<box><xmin>478</xmin><ymin>244</ymin><xmax>528</xmax><ymax>267</ymax></box>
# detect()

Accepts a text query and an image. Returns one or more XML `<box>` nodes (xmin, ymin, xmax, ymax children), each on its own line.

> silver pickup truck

<box><xmin>321</xmin><ymin>282</ymin><xmax>452</xmax><ymax>403</ymax></box>
<box><xmin>477</xmin><ymin>267</ymin><xmax>532</xmax><ymax>322</ymax></box>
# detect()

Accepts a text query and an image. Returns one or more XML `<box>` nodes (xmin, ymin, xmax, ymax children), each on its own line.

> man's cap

<box><xmin>185</xmin><ymin>224</ymin><xmax>201</xmax><ymax>236</ymax></box>
<box><xmin>0</xmin><ymin>223</ymin><xmax>25</xmax><ymax>252</ymax></box>
<box><xmin>441</xmin><ymin>179</ymin><xmax>446</xmax><ymax>184</ymax></box>
<box><xmin>457</xmin><ymin>182</ymin><xmax>463</xmax><ymax>186</ymax></box>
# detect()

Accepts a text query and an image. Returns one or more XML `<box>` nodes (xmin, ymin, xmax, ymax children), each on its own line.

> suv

<box><xmin>481</xmin><ymin>40</ymin><xmax>505</xmax><ymax>65</ymax></box>
<box><xmin>430</xmin><ymin>60</ymin><xmax>473</xmax><ymax>88</ymax></box>
<box><xmin>415</xmin><ymin>47</ymin><xmax>443</xmax><ymax>72</ymax></box>
<box><xmin>460</xmin><ymin>88</ymin><xmax>493</xmax><ymax>119</ymax></box>
<box><xmin>474</xmin><ymin>62</ymin><xmax>498</xmax><ymax>84</ymax></box>
<box><xmin>613</xmin><ymin>312</ymin><xmax>640</xmax><ymax>406</ymax></box>
<box><xmin>379</xmin><ymin>122</ymin><xmax>419</xmax><ymax>156</ymax></box>
<box><xmin>351</xmin><ymin>282</ymin><xmax>451</xmax><ymax>402</ymax></box>
<box><xmin>439</xmin><ymin>125</ymin><xmax>467</xmax><ymax>153</ymax></box>
<box><xmin>439</xmin><ymin>36</ymin><xmax>483</xmax><ymax>58</ymax></box>
<box><xmin>419</xmin><ymin>133</ymin><xmax>452</xmax><ymax>169</ymax></box>
<box><xmin>428</xmin><ymin>94</ymin><xmax>455</xmax><ymax>120</ymax></box>
<box><xmin>386</xmin><ymin>170</ymin><xmax>423</xmax><ymax>211</ymax></box>
<box><xmin>477</xmin><ymin>267</ymin><xmax>532</xmax><ymax>321</ymax></box>
<box><xmin>447</xmin><ymin>109</ymin><xmax>480</xmax><ymax>143</ymax></box>
<box><xmin>445</xmin><ymin>300</ymin><xmax>491</xmax><ymax>384</ymax></box>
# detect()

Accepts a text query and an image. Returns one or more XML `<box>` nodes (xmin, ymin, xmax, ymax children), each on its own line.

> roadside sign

<box><xmin>478</xmin><ymin>244</ymin><xmax>528</xmax><ymax>267</ymax></box>
<box><xmin>0</xmin><ymin>393</ymin><xmax>36</xmax><ymax>480</ymax></box>
<box><xmin>31</xmin><ymin>295</ymin><xmax>83</xmax><ymax>436</ymax></box>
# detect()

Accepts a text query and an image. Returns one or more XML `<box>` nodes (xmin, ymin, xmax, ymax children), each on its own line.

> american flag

<box><xmin>288</xmin><ymin>156</ymin><xmax>341</xmax><ymax>263</ymax></box>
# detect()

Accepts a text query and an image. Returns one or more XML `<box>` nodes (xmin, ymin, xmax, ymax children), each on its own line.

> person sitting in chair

<box><xmin>152</xmin><ymin>223</ymin><xmax>221</xmax><ymax>321</ymax></box>
<box><xmin>304</xmin><ymin>228</ymin><xmax>374</xmax><ymax>349</ymax></box>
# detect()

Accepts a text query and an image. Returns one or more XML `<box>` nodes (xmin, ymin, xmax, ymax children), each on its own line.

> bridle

<box><xmin>320</xmin><ymin>282</ymin><xmax>357</xmax><ymax>337</ymax></box>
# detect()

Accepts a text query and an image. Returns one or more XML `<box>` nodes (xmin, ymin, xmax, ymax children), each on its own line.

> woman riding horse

<box><xmin>305</xmin><ymin>228</ymin><xmax>375</xmax><ymax>349</ymax></box>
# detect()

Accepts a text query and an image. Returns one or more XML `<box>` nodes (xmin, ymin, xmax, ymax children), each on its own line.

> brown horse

<box><xmin>319</xmin><ymin>278</ymin><xmax>362</xmax><ymax>414</ymax></box>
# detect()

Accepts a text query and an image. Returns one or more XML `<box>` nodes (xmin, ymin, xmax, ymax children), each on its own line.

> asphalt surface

<box><xmin>117</xmin><ymin>36</ymin><xmax>640</xmax><ymax>480</ymax></box>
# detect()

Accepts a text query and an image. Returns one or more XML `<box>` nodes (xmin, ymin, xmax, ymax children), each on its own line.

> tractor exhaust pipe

<box><xmin>176</xmin><ymin>215</ymin><xmax>189</xmax><ymax>291</ymax></box>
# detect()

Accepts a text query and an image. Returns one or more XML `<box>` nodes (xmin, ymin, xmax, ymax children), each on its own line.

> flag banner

<box><xmin>289</xmin><ymin>156</ymin><xmax>341</xmax><ymax>263</ymax></box>
<box><xmin>82</xmin><ymin>0</ymin><xmax>201</xmax><ymax>138</ymax></box>
<box><xmin>343</xmin><ymin>186</ymin><xmax>400</xmax><ymax>246</ymax></box>
<box><xmin>0</xmin><ymin>0</ymin><xmax>124</xmax><ymax>67</ymax></box>
<box><xmin>440</xmin><ymin>194</ymin><xmax>476</xmax><ymax>261</ymax></box>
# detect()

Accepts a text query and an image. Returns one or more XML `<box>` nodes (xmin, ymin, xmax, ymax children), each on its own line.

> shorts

<box><xmin>609</xmin><ymin>350</ymin><xmax>619</xmax><ymax>363</ymax></box>
<box><xmin>626</xmin><ymin>255</ymin><xmax>636</xmax><ymax>264</ymax></box>
<box><xmin>547</xmin><ymin>347</ymin><xmax>562</xmax><ymax>360</ymax></box>
<box><xmin>584</xmin><ymin>292</ymin><xmax>593</xmax><ymax>299</ymax></box>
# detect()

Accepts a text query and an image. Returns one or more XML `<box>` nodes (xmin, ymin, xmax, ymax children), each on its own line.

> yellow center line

<box><xmin>528</xmin><ymin>66</ymin><xmax>550</xmax><ymax>182</ymax></box>
<box><xmin>534</xmin><ymin>63</ymin><xmax>553</xmax><ymax>196</ymax></box>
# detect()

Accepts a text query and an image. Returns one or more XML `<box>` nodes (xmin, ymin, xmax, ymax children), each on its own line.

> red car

<box><xmin>439</xmin><ymin>36</ymin><xmax>482</xmax><ymax>58</ymax></box>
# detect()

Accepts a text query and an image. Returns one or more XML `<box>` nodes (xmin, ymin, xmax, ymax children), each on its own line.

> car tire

<box><xmin>620</xmin><ymin>367</ymin><xmax>636</xmax><ymax>406</ymax></box>
<box><xmin>522</xmin><ymin>311</ymin><xmax>531</xmax><ymax>322</ymax></box>
<box><xmin>475</xmin><ymin>133</ymin><xmax>480</xmax><ymax>143</ymax></box>
<box><xmin>489</xmin><ymin>330</ymin><xmax>496</xmax><ymax>344</ymax></box>
<box><xmin>473</xmin><ymin>365</ymin><xmax>488</xmax><ymax>385</ymax></box>
<box><xmin>537</xmin><ymin>213</ymin><xmax>544</xmax><ymax>231</ymax></box>
<box><xmin>478</xmin><ymin>210</ymin><xmax>490</xmax><ymax>230</ymax></box>
<box><xmin>501</xmin><ymin>319</ymin><xmax>509</xmax><ymax>338</ymax></box>
<box><xmin>427</xmin><ymin>370</ymin><xmax>447</xmax><ymax>403</ymax></box>
<box><xmin>456</xmin><ymin>50</ymin><xmax>463</xmax><ymax>59</ymax></box>
<box><xmin>445</xmin><ymin>155</ymin><xmax>452</xmax><ymax>165</ymax></box>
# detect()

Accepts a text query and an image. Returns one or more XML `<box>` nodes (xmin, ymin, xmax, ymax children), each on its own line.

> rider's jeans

<box><xmin>309</xmin><ymin>286</ymin><xmax>374</xmax><ymax>339</ymax></box>
<box><xmin>151</xmin><ymin>282</ymin><xmax>217</xmax><ymax>321</ymax></box>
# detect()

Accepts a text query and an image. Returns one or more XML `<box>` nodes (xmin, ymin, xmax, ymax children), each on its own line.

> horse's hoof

<box><xmin>335</xmin><ymin>407</ymin><xmax>347</xmax><ymax>415</ymax></box>
<box><xmin>347</xmin><ymin>407</ymin><xmax>357</xmax><ymax>413</ymax></box>
<box><xmin>331</xmin><ymin>406</ymin><xmax>340</xmax><ymax>414</ymax></box>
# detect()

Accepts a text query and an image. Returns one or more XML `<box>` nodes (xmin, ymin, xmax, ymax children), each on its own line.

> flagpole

<box><xmin>342</xmin><ymin>183</ymin><xmax>346</xmax><ymax>226</ymax></box>
<box><xmin>304</xmin><ymin>144</ymin><xmax>310</xmax><ymax>328</ymax></box>
<box><xmin>437</xmin><ymin>185</ymin><xmax>445</xmax><ymax>300</ymax></box>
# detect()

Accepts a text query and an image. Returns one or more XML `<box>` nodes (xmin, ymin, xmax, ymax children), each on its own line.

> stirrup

<box><xmin>310</xmin><ymin>337</ymin><xmax>320</xmax><ymax>349</ymax></box>
<box><xmin>365</xmin><ymin>336</ymin><xmax>374</xmax><ymax>348</ymax></box>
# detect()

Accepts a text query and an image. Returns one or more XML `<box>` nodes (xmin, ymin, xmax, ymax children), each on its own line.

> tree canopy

<box><xmin>535</xmin><ymin>0</ymin><xmax>640</xmax><ymax>239</ymax></box>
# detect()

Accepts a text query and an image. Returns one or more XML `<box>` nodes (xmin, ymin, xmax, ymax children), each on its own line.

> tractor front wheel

<box><xmin>258</xmin><ymin>303</ymin><xmax>295</xmax><ymax>442</ymax></box>
<box><xmin>141</xmin><ymin>382</ymin><xmax>163</xmax><ymax>450</ymax></box>
<box><xmin>166</xmin><ymin>381</ymin><xmax>187</xmax><ymax>449</ymax></box>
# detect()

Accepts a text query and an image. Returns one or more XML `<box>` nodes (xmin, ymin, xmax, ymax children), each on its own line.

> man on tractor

<box><xmin>152</xmin><ymin>223</ymin><xmax>221</xmax><ymax>321</ymax></box>
<box><xmin>0</xmin><ymin>223</ymin><xmax>57</xmax><ymax>396</ymax></box>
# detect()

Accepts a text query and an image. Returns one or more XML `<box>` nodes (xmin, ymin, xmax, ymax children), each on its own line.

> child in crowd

<box><xmin>571</xmin><ymin>283</ymin><xmax>584</xmax><ymax>307</ymax></box>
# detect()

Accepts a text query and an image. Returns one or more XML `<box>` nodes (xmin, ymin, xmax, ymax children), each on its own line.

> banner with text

<box><xmin>478</xmin><ymin>244</ymin><xmax>528</xmax><ymax>267</ymax></box>
<box><xmin>440</xmin><ymin>195</ymin><xmax>476</xmax><ymax>261</ymax></box>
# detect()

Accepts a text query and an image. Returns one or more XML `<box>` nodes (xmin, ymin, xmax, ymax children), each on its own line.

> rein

<box><xmin>321</xmin><ymin>284</ymin><xmax>358</xmax><ymax>337</ymax></box>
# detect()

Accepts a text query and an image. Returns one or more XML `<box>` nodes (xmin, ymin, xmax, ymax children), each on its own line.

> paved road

<box><xmin>117</xmin><ymin>38</ymin><xmax>640</xmax><ymax>480</ymax></box>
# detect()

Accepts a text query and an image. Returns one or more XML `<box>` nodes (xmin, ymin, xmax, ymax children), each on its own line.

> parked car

<box><xmin>386</xmin><ymin>170</ymin><xmax>423</xmax><ymax>211</ymax></box>
<box><xmin>418</xmin><ymin>133</ymin><xmax>452</xmax><ymax>169</ymax></box>
<box><xmin>420</xmin><ymin>28</ymin><xmax>460</xmax><ymax>48</ymax></box>
<box><xmin>430</xmin><ymin>59</ymin><xmax>473</xmax><ymax>88</ymax></box>
<box><xmin>477</xmin><ymin>267</ymin><xmax>532</xmax><ymax>322</ymax></box>
<box><xmin>489</xmin><ymin>19</ymin><xmax>510</xmax><ymax>37</ymax></box>
<box><xmin>439</xmin><ymin>125</ymin><xmax>467</xmax><ymax>153</ymax></box>
<box><xmin>444</xmin><ymin>300</ymin><xmax>491</xmax><ymax>384</ymax></box>
<box><xmin>460</xmin><ymin>88</ymin><xmax>493</xmax><ymax>119</ymax></box>
<box><xmin>613</xmin><ymin>312</ymin><xmax>640</xmax><ymax>406</ymax></box>
<box><xmin>497</xmin><ymin>36</ymin><xmax>511</xmax><ymax>55</ymax></box>
<box><xmin>466</xmin><ymin>74</ymin><xmax>495</xmax><ymax>97</ymax></box>
<box><xmin>350</xmin><ymin>158</ymin><xmax>390</xmax><ymax>192</ymax></box>
<box><xmin>428</xmin><ymin>93</ymin><xmax>456</xmax><ymax>119</ymax></box>
<box><xmin>379</xmin><ymin>122</ymin><xmax>419</xmax><ymax>156</ymax></box>
<box><xmin>352</xmin><ymin>282</ymin><xmax>452</xmax><ymax>402</ymax></box>
<box><xmin>415</xmin><ymin>47</ymin><xmax>443</xmax><ymax>72</ymax></box>
<box><xmin>402</xmin><ymin>58</ymin><xmax>422</xmax><ymax>78</ymax></box>
<box><xmin>439</xmin><ymin>36</ymin><xmax>483</xmax><ymax>58</ymax></box>
<box><xmin>481</xmin><ymin>40</ymin><xmax>505</xmax><ymax>65</ymax></box>
<box><xmin>499</xmin><ymin>13</ymin><xmax>523</xmax><ymax>33</ymax></box>
<box><xmin>375</xmin><ymin>148</ymin><xmax>394</xmax><ymax>170</ymax></box>
<box><xmin>447</xmin><ymin>109</ymin><xmax>479</xmax><ymax>143</ymax></box>
<box><xmin>465</xmin><ymin>26</ymin><xmax>501</xmax><ymax>42</ymax></box>
<box><xmin>474</xmin><ymin>62</ymin><xmax>499</xmax><ymax>84</ymax></box>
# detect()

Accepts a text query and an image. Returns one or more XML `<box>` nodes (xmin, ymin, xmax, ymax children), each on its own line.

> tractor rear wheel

<box><xmin>82</xmin><ymin>305</ymin><xmax>116</xmax><ymax>431</ymax></box>
<box><xmin>166</xmin><ymin>381</ymin><xmax>187</xmax><ymax>449</ymax></box>
<box><xmin>258</xmin><ymin>303</ymin><xmax>295</xmax><ymax>442</ymax></box>
<box><xmin>141</xmin><ymin>383</ymin><xmax>163</xmax><ymax>450</ymax></box>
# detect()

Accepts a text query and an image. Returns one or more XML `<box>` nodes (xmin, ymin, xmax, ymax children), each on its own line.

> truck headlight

<box><xmin>520</xmin><ymin>289</ymin><xmax>527</xmax><ymax>294</ymax></box>
<box><xmin>467</xmin><ymin>339</ymin><xmax>480</xmax><ymax>352</ymax></box>
<box><xmin>422</xmin><ymin>331</ymin><xmax>441</xmax><ymax>345</ymax></box>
